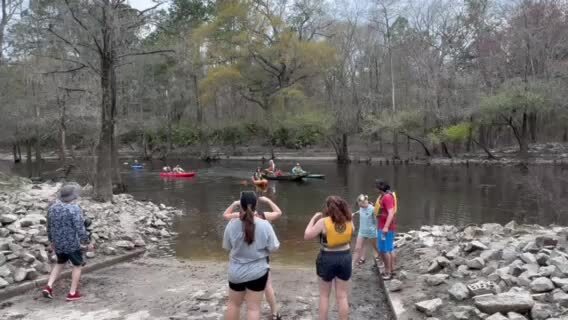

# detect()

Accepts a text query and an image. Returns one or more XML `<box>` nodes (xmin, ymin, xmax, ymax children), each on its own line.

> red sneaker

<box><xmin>42</xmin><ymin>286</ymin><xmax>53</xmax><ymax>299</ymax></box>
<box><xmin>66</xmin><ymin>292</ymin><xmax>82</xmax><ymax>301</ymax></box>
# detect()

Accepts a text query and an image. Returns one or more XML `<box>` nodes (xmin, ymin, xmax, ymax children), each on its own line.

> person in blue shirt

<box><xmin>42</xmin><ymin>184</ymin><xmax>93</xmax><ymax>301</ymax></box>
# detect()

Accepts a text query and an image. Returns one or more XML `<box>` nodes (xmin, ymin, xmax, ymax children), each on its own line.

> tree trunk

<box><xmin>111</xmin><ymin>130</ymin><xmax>126</xmax><ymax>193</ymax></box>
<box><xmin>441</xmin><ymin>142</ymin><xmax>452</xmax><ymax>158</ymax></box>
<box><xmin>26</xmin><ymin>141</ymin><xmax>32</xmax><ymax>178</ymax></box>
<box><xmin>466</xmin><ymin>117</ymin><xmax>473</xmax><ymax>153</ymax></box>
<box><xmin>528</xmin><ymin>112</ymin><xmax>537</xmax><ymax>143</ymax></box>
<box><xmin>337</xmin><ymin>133</ymin><xmax>349</xmax><ymax>163</ymax></box>
<box><xmin>472</xmin><ymin>138</ymin><xmax>497</xmax><ymax>160</ymax></box>
<box><xmin>142</xmin><ymin>132</ymin><xmax>150</xmax><ymax>160</ymax></box>
<box><xmin>0</xmin><ymin>0</ymin><xmax>7</xmax><ymax>67</ymax></box>
<box><xmin>34</xmin><ymin>137</ymin><xmax>42</xmax><ymax>177</ymax></box>
<box><xmin>402</xmin><ymin>133</ymin><xmax>432</xmax><ymax>157</ymax></box>
<box><xmin>512</xmin><ymin>112</ymin><xmax>529</xmax><ymax>159</ymax></box>
<box><xmin>392</xmin><ymin>130</ymin><xmax>399</xmax><ymax>160</ymax></box>
<box><xmin>563</xmin><ymin>125</ymin><xmax>567</xmax><ymax>142</ymax></box>
<box><xmin>193</xmin><ymin>74</ymin><xmax>203</xmax><ymax>124</ymax></box>
<box><xmin>59</xmin><ymin>99</ymin><xmax>67</xmax><ymax>167</ymax></box>
<box><xmin>94</xmin><ymin>49</ymin><xmax>114</xmax><ymax>201</ymax></box>
<box><xmin>12</xmin><ymin>143</ymin><xmax>21</xmax><ymax>163</ymax></box>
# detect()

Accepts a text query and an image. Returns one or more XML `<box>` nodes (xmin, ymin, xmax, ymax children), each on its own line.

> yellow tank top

<box><xmin>322</xmin><ymin>217</ymin><xmax>353</xmax><ymax>248</ymax></box>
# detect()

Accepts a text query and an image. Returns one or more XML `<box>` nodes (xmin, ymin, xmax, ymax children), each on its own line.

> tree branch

<box><xmin>63</xmin><ymin>0</ymin><xmax>103</xmax><ymax>54</ymax></box>
<box><xmin>42</xmin><ymin>65</ymin><xmax>88</xmax><ymax>74</ymax></box>
<box><xmin>117</xmin><ymin>49</ymin><xmax>174</xmax><ymax>60</ymax></box>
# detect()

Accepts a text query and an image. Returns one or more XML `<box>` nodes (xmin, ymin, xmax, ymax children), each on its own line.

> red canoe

<box><xmin>160</xmin><ymin>172</ymin><xmax>196</xmax><ymax>178</ymax></box>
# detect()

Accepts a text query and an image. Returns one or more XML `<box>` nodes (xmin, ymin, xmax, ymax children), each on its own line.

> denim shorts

<box><xmin>56</xmin><ymin>250</ymin><xmax>84</xmax><ymax>267</ymax></box>
<box><xmin>378</xmin><ymin>231</ymin><xmax>396</xmax><ymax>253</ymax></box>
<box><xmin>316</xmin><ymin>250</ymin><xmax>352</xmax><ymax>282</ymax></box>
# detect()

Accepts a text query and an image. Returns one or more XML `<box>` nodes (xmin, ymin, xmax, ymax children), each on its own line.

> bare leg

<box><xmin>69</xmin><ymin>266</ymin><xmax>82</xmax><ymax>294</ymax></box>
<box><xmin>264</xmin><ymin>273</ymin><xmax>279</xmax><ymax>315</ymax></box>
<box><xmin>245</xmin><ymin>289</ymin><xmax>264</xmax><ymax>320</ymax></box>
<box><xmin>226</xmin><ymin>289</ymin><xmax>246</xmax><ymax>320</ymax></box>
<box><xmin>371</xmin><ymin>238</ymin><xmax>380</xmax><ymax>259</ymax></box>
<box><xmin>335</xmin><ymin>278</ymin><xmax>350</xmax><ymax>320</ymax></box>
<box><xmin>383</xmin><ymin>253</ymin><xmax>392</xmax><ymax>275</ymax></box>
<box><xmin>319</xmin><ymin>279</ymin><xmax>333</xmax><ymax>320</ymax></box>
<box><xmin>388</xmin><ymin>252</ymin><xmax>395</xmax><ymax>274</ymax></box>
<box><xmin>353</xmin><ymin>237</ymin><xmax>364</xmax><ymax>263</ymax></box>
<box><xmin>47</xmin><ymin>263</ymin><xmax>65</xmax><ymax>288</ymax></box>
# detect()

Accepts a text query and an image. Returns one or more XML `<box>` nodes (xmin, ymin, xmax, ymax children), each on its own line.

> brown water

<box><xmin>5</xmin><ymin>159</ymin><xmax>568</xmax><ymax>264</ymax></box>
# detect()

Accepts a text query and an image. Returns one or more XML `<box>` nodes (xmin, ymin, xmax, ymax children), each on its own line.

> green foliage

<box><xmin>440</xmin><ymin>122</ymin><xmax>472</xmax><ymax>143</ymax></box>
<box><xmin>364</xmin><ymin>110</ymin><xmax>423</xmax><ymax>135</ymax></box>
<box><xmin>479</xmin><ymin>86</ymin><xmax>549</xmax><ymax>123</ymax></box>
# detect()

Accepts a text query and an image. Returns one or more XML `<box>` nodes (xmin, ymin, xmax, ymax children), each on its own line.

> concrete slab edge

<box><xmin>0</xmin><ymin>248</ymin><xmax>146</xmax><ymax>302</ymax></box>
<box><xmin>375</xmin><ymin>260</ymin><xmax>399</xmax><ymax>320</ymax></box>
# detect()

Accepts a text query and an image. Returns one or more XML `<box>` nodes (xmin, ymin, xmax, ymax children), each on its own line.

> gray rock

<box><xmin>471</xmin><ymin>241</ymin><xmax>489</xmax><ymax>251</ymax></box>
<box><xmin>0</xmin><ymin>265</ymin><xmax>12</xmax><ymax>278</ymax></box>
<box><xmin>21</xmin><ymin>252</ymin><xmax>35</xmax><ymax>263</ymax></box>
<box><xmin>507</xmin><ymin>312</ymin><xmax>528</xmax><ymax>320</ymax></box>
<box><xmin>25</xmin><ymin>268</ymin><xmax>38</xmax><ymax>280</ymax></box>
<box><xmin>522</xmin><ymin>264</ymin><xmax>539</xmax><ymax>278</ymax></box>
<box><xmin>552</xmin><ymin>289</ymin><xmax>568</xmax><ymax>307</ymax></box>
<box><xmin>35</xmin><ymin>249</ymin><xmax>48</xmax><ymax>262</ymax></box>
<box><xmin>530</xmin><ymin>277</ymin><xmax>555</xmax><ymax>293</ymax></box>
<box><xmin>530</xmin><ymin>303</ymin><xmax>554</xmax><ymax>320</ymax></box>
<box><xmin>535</xmin><ymin>236</ymin><xmax>558</xmax><ymax>248</ymax></box>
<box><xmin>32</xmin><ymin>262</ymin><xmax>50</xmax><ymax>274</ymax></box>
<box><xmin>12</xmin><ymin>234</ymin><xmax>24</xmax><ymax>242</ymax></box>
<box><xmin>486</xmin><ymin>313</ymin><xmax>508</xmax><ymax>320</ymax></box>
<box><xmin>474</xmin><ymin>291</ymin><xmax>534</xmax><ymax>314</ymax></box>
<box><xmin>134</xmin><ymin>239</ymin><xmax>146</xmax><ymax>247</ymax></box>
<box><xmin>551</xmin><ymin>277</ymin><xmax>568</xmax><ymax>288</ymax></box>
<box><xmin>502</xmin><ymin>247</ymin><xmax>519</xmax><ymax>263</ymax></box>
<box><xmin>435</xmin><ymin>256</ymin><xmax>452</xmax><ymax>268</ymax></box>
<box><xmin>449</xmin><ymin>282</ymin><xmax>470</xmax><ymax>301</ymax></box>
<box><xmin>388</xmin><ymin>279</ymin><xmax>403</xmax><ymax>292</ymax></box>
<box><xmin>549</xmin><ymin>255</ymin><xmax>568</xmax><ymax>275</ymax></box>
<box><xmin>504</xmin><ymin>220</ymin><xmax>517</xmax><ymax>230</ymax></box>
<box><xmin>468</xmin><ymin>280</ymin><xmax>499</xmax><ymax>296</ymax></box>
<box><xmin>520</xmin><ymin>253</ymin><xmax>537</xmax><ymax>265</ymax></box>
<box><xmin>425</xmin><ymin>274</ymin><xmax>449</xmax><ymax>286</ymax></box>
<box><xmin>522</xmin><ymin>241</ymin><xmax>539</xmax><ymax>253</ymax></box>
<box><xmin>535</xmin><ymin>253</ymin><xmax>549</xmax><ymax>266</ymax></box>
<box><xmin>415</xmin><ymin>298</ymin><xmax>443</xmax><ymax>316</ymax></box>
<box><xmin>160</xmin><ymin>229</ymin><xmax>170</xmax><ymax>237</ymax></box>
<box><xmin>537</xmin><ymin>265</ymin><xmax>556</xmax><ymax>277</ymax></box>
<box><xmin>103</xmin><ymin>246</ymin><xmax>116</xmax><ymax>255</ymax></box>
<box><xmin>86</xmin><ymin>251</ymin><xmax>96</xmax><ymax>258</ymax></box>
<box><xmin>19</xmin><ymin>214</ymin><xmax>46</xmax><ymax>226</ymax></box>
<box><xmin>445</xmin><ymin>246</ymin><xmax>460</xmax><ymax>260</ymax></box>
<box><xmin>467</xmin><ymin>257</ymin><xmax>485</xmax><ymax>270</ymax></box>
<box><xmin>0</xmin><ymin>228</ymin><xmax>10</xmax><ymax>237</ymax></box>
<box><xmin>115</xmin><ymin>240</ymin><xmax>135</xmax><ymax>250</ymax></box>
<box><xmin>0</xmin><ymin>277</ymin><xmax>8</xmax><ymax>289</ymax></box>
<box><xmin>482</xmin><ymin>265</ymin><xmax>497</xmax><ymax>276</ymax></box>
<box><xmin>0</xmin><ymin>214</ymin><xmax>18</xmax><ymax>224</ymax></box>
<box><xmin>0</xmin><ymin>253</ymin><xmax>6</xmax><ymax>266</ymax></box>
<box><xmin>481</xmin><ymin>249</ymin><xmax>501</xmax><ymax>262</ymax></box>
<box><xmin>517</xmin><ymin>274</ymin><xmax>531</xmax><ymax>288</ymax></box>
<box><xmin>451</xmin><ymin>306</ymin><xmax>480</xmax><ymax>320</ymax></box>
<box><xmin>14</xmin><ymin>268</ymin><xmax>27</xmax><ymax>282</ymax></box>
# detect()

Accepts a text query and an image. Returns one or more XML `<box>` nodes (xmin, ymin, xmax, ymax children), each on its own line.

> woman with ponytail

<box><xmin>304</xmin><ymin>196</ymin><xmax>354</xmax><ymax>320</ymax></box>
<box><xmin>223</xmin><ymin>191</ymin><xmax>280</xmax><ymax>320</ymax></box>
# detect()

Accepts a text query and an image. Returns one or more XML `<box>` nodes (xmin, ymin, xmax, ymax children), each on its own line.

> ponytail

<box><xmin>241</xmin><ymin>205</ymin><xmax>256</xmax><ymax>245</ymax></box>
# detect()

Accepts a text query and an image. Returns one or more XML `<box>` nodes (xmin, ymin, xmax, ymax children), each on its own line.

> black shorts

<box><xmin>56</xmin><ymin>250</ymin><xmax>84</xmax><ymax>267</ymax></box>
<box><xmin>229</xmin><ymin>271</ymin><xmax>269</xmax><ymax>292</ymax></box>
<box><xmin>316</xmin><ymin>250</ymin><xmax>352</xmax><ymax>282</ymax></box>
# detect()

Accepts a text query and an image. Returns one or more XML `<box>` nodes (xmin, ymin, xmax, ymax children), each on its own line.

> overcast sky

<box><xmin>129</xmin><ymin>0</ymin><xmax>168</xmax><ymax>10</ymax></box>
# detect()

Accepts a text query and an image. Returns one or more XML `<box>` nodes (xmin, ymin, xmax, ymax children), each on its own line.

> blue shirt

<box><xmin>358</xmin><ymin>205</ymin><xmax>377</xmax><ymax>238</ymax></box>
<box><xmin>47</xmin><ymin>202</ymin><xmax>89</xmax><ymax>254</ymax></box>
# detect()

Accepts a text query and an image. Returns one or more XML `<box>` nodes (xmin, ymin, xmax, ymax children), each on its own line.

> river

<box><xmin>4</xmin><ymin>159</ymin><xmax>568</xmax><ymax>264</ymax></box>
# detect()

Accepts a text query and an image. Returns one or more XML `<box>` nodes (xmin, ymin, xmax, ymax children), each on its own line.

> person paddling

<box><xmin>304</xmin><ymin>196</ymin><xmax>354</xmax><ymax>320</ymax></box>
<box><xmin>291</xmin><ymin>163</ymin><xmax>306</xmax><ymax>175</ymax></box>
<box><xmin>223</xmin><ymin>194</ymin><xmax>283</xmax><ymax>320</ymax></box>
<box><xmin>223</xmin><ymin>192</ymin><xmax>280</xmax><ymax>320</ymax></box>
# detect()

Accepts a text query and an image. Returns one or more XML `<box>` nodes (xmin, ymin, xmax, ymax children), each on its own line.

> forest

<box><xmin>1</xmin><ymin>0</ymin><xmax>568</xmax><ymax>200</ymax></box>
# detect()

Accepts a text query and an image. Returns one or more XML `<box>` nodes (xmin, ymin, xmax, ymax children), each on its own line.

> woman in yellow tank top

<box><xmin>304</xmin><ymin>196</ymin><xmax>354</xmax><ymax>320</ymax></box>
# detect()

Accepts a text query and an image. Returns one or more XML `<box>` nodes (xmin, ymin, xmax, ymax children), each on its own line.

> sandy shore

<box><xmin>1</xmin><ymin>256</ymin><xmax>394</xmax><ymax>320</ymax></box>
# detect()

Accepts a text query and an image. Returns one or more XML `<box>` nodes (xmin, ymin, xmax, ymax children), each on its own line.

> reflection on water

<box><xmin>6</xmin><ymin>159</ymin><xmax>568</xmax><ymax>264</ymax></box>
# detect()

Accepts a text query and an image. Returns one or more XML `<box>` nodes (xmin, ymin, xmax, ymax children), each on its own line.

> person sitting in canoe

<box><xmin>162</xmin><ymin>166</ymin><xmax>172</xmax><ymax>172</ymax></box>
<box><xmin>291</xmin><ymin>163</ymin><xmax>306</xmax><ymax>175</ymax></box>
<box><xmin>252</xmin><ymin>168</ymin><xmax>263</xmax><ymax>181</ymax></box>
<box><xmin>173</xmin><ymin>165</ymin><xmax>185</xmax><ymax>173</ymax></box>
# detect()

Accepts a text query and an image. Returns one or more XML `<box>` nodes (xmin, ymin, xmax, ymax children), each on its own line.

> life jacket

<box><xmin>374</xmin><ymin>191</ymin><xmax>398</xmax><ymax>217</ymax></box>
<box><xmin>321</xmin><ymin>217</ymin><xmax>353</xmax><ymax>248</ymax></box>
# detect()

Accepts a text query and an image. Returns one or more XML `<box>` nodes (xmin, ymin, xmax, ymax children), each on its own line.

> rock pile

<box><xmin>0</xmin><ymin>182</ymin><xmax>182</xmax><ymax>291</ymax></box>
<box><xmin>392</xmin><ymin>222</ymin><xmax>568</xmax><ymax>320</ymax></box>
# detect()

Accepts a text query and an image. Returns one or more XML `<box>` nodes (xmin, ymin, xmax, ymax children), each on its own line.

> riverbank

<box><xmin>1</xmin><ymin>142</ymin><xmax>567</xmax><ymax>167</ymax></box>
<box><xmin>0</xmin><ymin>179</ymin><xmax>180</xmax><ymax>292</ymax></box>
<box><xmin>390</xmin><ymin>222</ymin><xmax>568</xmax><ymax>320</ymax></box>
<box><xmin>0</xmin><ymin>256</ymin><xmax>393</xmax><ymax>320</ymax></box>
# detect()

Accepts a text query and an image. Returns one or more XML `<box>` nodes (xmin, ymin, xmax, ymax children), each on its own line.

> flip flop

<box><xmin>272</xmin><ymin>313</ymin><xmax>282</xmax><ymax>320</ymax></box>
<box><xmin>356</xmin><ymin>259</ymin><xmax>366</xmax><ymax>266</ymax></box>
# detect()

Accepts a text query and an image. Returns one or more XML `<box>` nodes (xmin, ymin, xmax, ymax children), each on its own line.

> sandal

<box><xmin>382</xmin><ymin>272</ymin><xmax>392</xmax><ymax>281</ymax></box>
<box><xmin>356</xmin><ymin>259</ymin><xmax>366</xmax><ymax>266</ymax></box>
<box><xmin>272</xmin><ymin>313</ymin><xmax>282</xmax><ymax>320</ymax></box>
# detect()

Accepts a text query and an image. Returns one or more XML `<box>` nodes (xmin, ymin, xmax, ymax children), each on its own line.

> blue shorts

<box><xmin>377</xmin><ymin>231</ymin><xmax>396</xmax><ymax>253</ymax></box>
